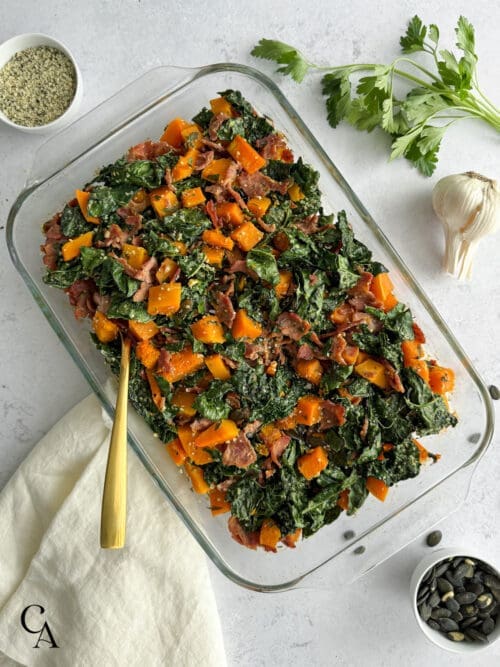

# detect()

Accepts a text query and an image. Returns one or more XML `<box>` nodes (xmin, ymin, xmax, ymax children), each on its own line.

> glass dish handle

<box><xmin>26</xmin><ymin>66</ymin><xmax>197</xmax><ymax>188</ymax></box>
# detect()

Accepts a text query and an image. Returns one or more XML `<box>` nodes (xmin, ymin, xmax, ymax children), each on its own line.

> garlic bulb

<box><xmin>432</xmin><ymin>172</ymin><xmax>500</xmax><ymax>279</ymax></box>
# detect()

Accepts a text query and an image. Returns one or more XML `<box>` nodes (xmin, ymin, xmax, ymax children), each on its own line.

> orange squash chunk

<box><xmin>259</xmin><ymin>519</ymin><xmax>281</xmax><ymax>551</ymax></box>
<box><xmin>194</xmin><ymin>420</ymin><xmax>239</xmax><ymax>449</ymax></box>
<box><xmin>337</xmin><ymin>489</ymin><xmax>350</xmax><ymax>511</ymax></box>
<box><xmin>429</xmin><ymin>365</ymin><xmax>455</xmax><ymax>394</ymax></box>
<box><xmin>75</xmin><ymin>190</ymin><xmax>100</xmax><ymax>224</ymax></box>
<box><xmin>184</xmin><ymin>461</ymin><xmax>209</xmax><ymax>494</ymax></box>
<box><xmin>230</xmin><ymin>221</ymin><xmax>264</xmax><ymax>252</ymax></box>
<box><xmin>216</xmin><ymin>202</ymin><xmax>245</xmax><ymax>226</ymax></box>
<box><xmin>209</xmin><ymin>488</ymin><xmax>231</xmax><ymax>516</ymax></box>
<box><xmin>288</xmin><ymin>183</ymin><xmax>304</xmax><ymax>202</ymax></box>
<box><xmin>366</xmin><ymin>476</ymin><xmax>389</xmax><ymax>502</ymax></box>
<box><xmin>295</xmin><ymin>395</ymin><xmax>323</xmax><ymax>426</ymax></box>
<box><xmin>275</xmin><ymin>270</ymin><xmax>292</xmax><ymax>298</ymax></box>
<box><xmin>296</xmin><ymin>359</ymin><xmax>322</xmax><ymax>385</ymax></box>
<box><xmin>150</xmin><ymin>186</ymin><xmax>179</xmax><ymax>218</ymax></box>
<box><xmin>210</xmin><ymin>97</ymin><xmax>234</xmax><ymax>117</ymax></box>
<box><xmin>160</xmin><ymin>117</ymin><xmax>190</xmax><ymax>147</ymax></box>
<box><xmin>247</xmin><ymin>196</ymin><xmax>271</xmax><ymax>218</ymax></box>
<box><xmin>147</xmin><ymin>283</ymin><xmax>181</xmax><ymax>316</ymax></box>
<box><xmin>297</xmin><ymin>446</ymin><xmax>328</xmax><ymax>480</ymax></box>
<box><xmin>202</xmin><ymin>229</ymin><xmax>234</xmax><ymax>250</ymax></box>
<box><xmin>92</xmin><ymin>311</ymin><xmax>119</xmax><ymax>343</ymax></box>
<box><xmin>227</xmin><ymin>135</ymin><xmax>266</xmax><ymax>174</ymax></box>
<box><xmin>201</xmin><ymin>158</ymin><xmax>233</xmax><ymax>182</ymax></box>
<box><xmin>166</xmin><ymin>438</ymin><xmax>187</xmax><ymax>466</ymax></box>
<box><xmin>156</xmin><ymin>257</ymin><xmax>178</xmax><ymax>283</ymax></box>
<box><xmin>202</xmin><ymin>245</ymin><xmax>225</xmax><ymax>266</ymax></box>
<box><xmin>172</xmin><ymin>389</ymin><xmax>197</xmax><ymax>417</ymax></box>
<box><xmin>232</xmin><ymin>309</ymin><xmax>262</xmax><ymax>340</ymax></box>
<box><xmin>180</xmin><ymin>123</ymin><xmax>203</xmax><ymax>149</ymax></box>
<box><xmin>128</xmin><ymin>320</ymin><xmax>159</xmax><ymax>341</ymax></box>
<box><xmin>122</xmin><ymin>243</ymin><xmax>149</xmax><ymax>270</ymax></box>
<box><xmin>161</xmin><ymin>347</ymin><xmax>205</xmax><ymax>383</ymax></box>
<box><xmin>177</xmin><ymin>424</ymin><xmax>197</xmax><ymax>458</ymax></box>
<box><xmin>190</xmin><ymin>315</ymin><xmax>226</xmax><ymax>344</ymax></box>
<box><xmin>205</xmin><ymin>354</ymin><xmax>231</xmax><ymax>380</ymax></box>
<box><xmin>172</xmin><ymin>148</ymin><xmax>199</xmax><ymax>182</ymax></box>
<box><xmin>135</xmin><ymin>340</ymin><xmax>160</xmax><ymax>369</ymax></box>
<box><xmin>370</xmin><ymin>273</ymin><xmax>394</xmax><ymax>308</ymax></box>
<box><xmin>355</xmin><ymin>358</ymin><xmax>388</xmax><ymax>390</ymax></box>
<box><xmin>146</xmin><ymin>369</ymin><xmax>165</xmax><ymax>412</ymax></box>
<box><xmin>181</xmin><ymin>186</ymin><xmax>206</xmax><ymax>208</ymax></box>
<box><xmin>61</xmin><ymin>231</ymin><xmax>94</xmax><ymax>262</ymax></box>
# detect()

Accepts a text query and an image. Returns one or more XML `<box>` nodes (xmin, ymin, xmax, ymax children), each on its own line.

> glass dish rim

<box><xmin>6</xmin><ymin>62</ymin><xmax>495</xmax><ymax>592</ymax></box>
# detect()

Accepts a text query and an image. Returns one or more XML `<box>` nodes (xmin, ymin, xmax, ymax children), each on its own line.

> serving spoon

<box><xmin>100</xmin><ymin>335</ymin><xmax>130</xmax><ymax>549</ymax></box>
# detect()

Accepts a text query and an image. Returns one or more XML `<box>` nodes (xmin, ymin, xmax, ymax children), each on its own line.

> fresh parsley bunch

<box><xmin>252</xmin><ymin>16</ymin><xmax>499</xmax><ymax>175</ymax></box>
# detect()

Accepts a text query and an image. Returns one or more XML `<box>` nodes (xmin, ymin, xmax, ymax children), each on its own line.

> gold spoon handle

<box><xmin>100</xmin><ymin>336</ymin><xmax>130</xmax><ymax>549</ymax></box>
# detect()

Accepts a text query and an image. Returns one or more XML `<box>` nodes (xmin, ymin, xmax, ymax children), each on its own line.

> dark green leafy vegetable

<box><xmin>87</xmin><ymin>185</ymin><xmax>138</xmax><ymax>218</ymax></box>
<box><xmin>246</xmin><ymin>247</ymin><xmax>280</xmax><ymax>286</ymax></box>
<box><xmin>60</xmin><ymin>205</ymin><xmax>92</xmax><ymax>238</ymax></box>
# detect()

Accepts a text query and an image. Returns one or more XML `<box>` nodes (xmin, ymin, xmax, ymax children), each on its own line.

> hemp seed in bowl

<box><xmin>0</xmin><ymin>45</ymin><xmax>76</xmax><ymax>126</ymax></box>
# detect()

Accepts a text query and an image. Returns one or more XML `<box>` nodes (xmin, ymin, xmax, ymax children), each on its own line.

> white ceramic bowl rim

<box><xmin>410</xmin><ymin>547</ymin><xmax>500</xmax><ymax>654</ymax></box>
<box><xmin>0</xmin><ymin>32</ymin><xmax>81</xmax><ymax>131</ymax></box>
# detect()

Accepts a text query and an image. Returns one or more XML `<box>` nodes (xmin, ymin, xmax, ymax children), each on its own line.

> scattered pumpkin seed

<box><xmin>447</xmin><ymin>631</ymin><xmax>465</xmax><ymax>642</ymax></box>
<box><xmin>343</xmin><ymin>530</ymin><xmax>356</xmax><ymax>540</ymax></box>
<box><xmin>427</xmin><ymin>619</ymin><xmax>440</xmax><ymax>631</ymax></box>
<box><xmin>489</xmin><ymin>384</ymin><xmax>500</xmax><ymax>400</ymax></box>
<box><xmin>439</xmin><ymin>617</ymin><xmax>459</xmax><ymax>632</ymax></box>
<box><xmin>468</xmin><ymin>432</ymin><xmax>481</xmax><ymax>443</ymax></box>
<box><xmin>476</xmin><ymin>593</ymin><xmax>493</xmax><ymax>609</ymax></box>
<box><xmin>445</xmin><ymin>598</ymin><xmax>460</xmax><ymax>613</ymax></box>
<box><xmin>353</xmin><ymin>545</ymin><xmax>365</xmax><ymax>555</ymax></box>
<box><xmin>426</xmin><ymin>530</ymin><xmax>442</xmax><ymax>547</ymax></box>
<box><xmin>437</xmin><ymin>578</ymin><xmax>453</xmax><ymax>594</ymax></box>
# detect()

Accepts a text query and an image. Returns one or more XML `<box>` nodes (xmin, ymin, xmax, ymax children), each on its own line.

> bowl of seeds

<box><xmin>0</xmin><ymin>33</ymin><xmax>81</xmax><ymax>133</ymax></box>
<box><xmin>411</xmin><ymin>548</ymin><xmax>500</xmax><ymax>653</ymax></box>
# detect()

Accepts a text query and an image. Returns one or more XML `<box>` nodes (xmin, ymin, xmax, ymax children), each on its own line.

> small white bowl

<box><xmin>0</xmin><ymin>33</ymin><xmax>82</xmax><ymax>133</ymax></box>
<box><xmin>410</xmin><ymin>547</ymin><xmax>500</xmax><ymax>654</ymax></box>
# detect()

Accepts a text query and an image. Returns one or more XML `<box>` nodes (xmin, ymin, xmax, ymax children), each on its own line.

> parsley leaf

<box><xmin>252</xmin><ymin>16</ymin><xmax>500</xmax><ymax>176</ymax></box>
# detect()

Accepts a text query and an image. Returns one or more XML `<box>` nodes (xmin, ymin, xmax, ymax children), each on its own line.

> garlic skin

<box><xmin>432</xmin><ymin>172</ymin><xmax>500</xmax><ymax>279</ymax></box>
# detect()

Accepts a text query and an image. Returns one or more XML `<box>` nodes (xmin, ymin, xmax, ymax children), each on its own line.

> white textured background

<box><xmin>0</xmin><ymin>0</ymin><xmax>499</xmax><ymax>665</ymax></box>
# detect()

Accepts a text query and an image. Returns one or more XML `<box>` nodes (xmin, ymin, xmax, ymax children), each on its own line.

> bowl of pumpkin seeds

<box><xmin>0</xmin><ymin>33</ymin><xmax>81</xmax><ymax>133</ymax></box>
<box><xmin>411</xmin><ymin>548</ymin><xmax>500</xmax><ymax>652</ymax></box>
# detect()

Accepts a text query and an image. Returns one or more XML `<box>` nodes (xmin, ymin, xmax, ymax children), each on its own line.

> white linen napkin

<box><xmin>0</xmin><ymin>394</ymin><xmax>226</xmax><ymax>667</ymax></box>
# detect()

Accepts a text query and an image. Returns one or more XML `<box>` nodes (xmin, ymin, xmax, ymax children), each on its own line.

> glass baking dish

<box><xmin>7</xmin><ymin>64</ymin><xmax>494</xmax><ymax>591</ymax></box>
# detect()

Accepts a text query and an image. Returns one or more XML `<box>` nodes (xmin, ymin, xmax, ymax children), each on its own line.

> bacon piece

<box><xmin>134</xmin><ymin>255</ymin><xmax>158</xmax><ymax>283</ymax></box>
<box><xmin>256</xmin><ymin>133</ymin><xmax>293</xmax><ymax>161</ymax></box>
<box><xmin>96</xmin><ymin>223</ymin><xmax>129</xmax><ymax>250</ymax></box>
<box><xmin>330</xmin><ymin>333</ymin><xmax>359</xmax><ymax>366</ymax></box>
<box><xmin>43</xmin><ymin>212</ymin><xmax>64</xmax><ymax>242</ymax></box>
<box><xmin>93</xmin><ymin>292</ymin><xmax>111</xmax><ymax>314</ymax></box>
<box><xmin>360</xmin><ymin>415</ymin><xmax>369</xmax><ymax>440</ymax></box>
<box><xmin>227</xmin><ymin>186</ymin><xmax>248</xmax><ymax>210</ymax></box>
<box><xmin>225</xmin><ymin>392</ymin><xmax>241</xmax><ymax>410</ymax></box>
<box><xmin>41</xmin><ymin>242</ymin><xmax>58</xmax><ymax>270</ymax></box>
<box><xmin>268</xmin><ymin>434</ymin><xmax>291</xmax><ymax>466</ymax></box>
<box><xmin>253</xmin><ymin>216</ymin><xmax>275</xmax><ymax>233</ymax></box>
<box><xmin>216</xmin><ymin>478</ymin><xmax>236</xmax><ymax>493</ymax></box>
<box><xmin>318</xmin><ymin>401</ymin><xmax>346</xmax><ymax>431</ymax></box>
<box><xmin>244</xmin><ymin>340</ymin><xmax>271</xmax><ymax>366</ymax></box>
<box><xmin>381</xmin><ymin>359</ymin><xmax>405</xmax><ymax>393</ymax></box>
<box><xmin>222</xmin><ymin>432</ymin><xmax>257</xmax><ymax>468</ymax></box>
<box><xmin>205</xmin><ymin>200</ymin><xmax>221</xmax><ymax>228</ymax></box>
<box><xmin>190</xmin><ymin>418</ymin><xmax>213</xmax><ymax>434</ymax></box>
<box><xmin>228</xmin><ymin>517</ymin><xmax>260</xmax><ymax>550</ymax></box>
<box><xmin>297</xmin><ymin>344</ymin><xmax>315</xmax><ymax>360</ymax></box>
<box><xmin>67</xmin><ymin>279</ymin><xmax>96</xmax><ymax>320</ymax></box>
<box><xmin>236</xmin><ymin>171</ymin><xmax>289</xmax><ymax>198</ymax></box>
<box><xmin>127</xmin><ymin>140</ymin><xmax>173</xmax><ymax>162</ymax></box>
<box><xmin>132</xmin><ymin>281</ymin><xmax>149</xmax><ymax>303</ymax></box>
<box><xmin>412</xmin><ymin>322</ymin><xmax>426</xmax><ymax>344</ymax></box>
<box><xmin>276</xmin><ymin>312</ymin><xmax>311</xmax><ymax>341</ymax></box>
<box><xmin>208</xmin><ymin>112</ymin><xmax>230</xmax><ymax>141</ymax></box>
<box><xmin>348</xmin><ymin>271</ymin><xmax>383</xmax><ymax>311</ymax></box>
<box><xmin>243</xmin><ymin>420</ymin><xmax>262</xmax><ymax>437</ymax></box>
<box><xmin>194</xmin><ymin>150</ymin><xmax>214</xmax><ymax>172</ymax></box>
<box><xmin>295</xmin><ymin>214</ymin><xmax>321</xmax><ymax>235</ymax></box>
<box><xmin>156</xmin><ymin>349</ymin><xmax>172</xmax><ymax>375</ymax></box>
<box><xmin>220</xmin><ymin>161</ymin><xmax>240</xmax><ymax>188</ymax></box>
<box><xmin>227</xmin><ymin>259</ymin><xmax>258</xmax><ymax>279</ymax></box>
<box><xmin>200</xmin><ymin>137</ymin><xmax>226</xmax><ymax>153</ymax></box>
<box><xmin>117</xmin><ymin>208</ymin><xmax>144</xmax><ymax>233</ymax></box>
<box><xmin>164</xmin><ymin>167</ymin><xmax>175</xmax><ymax>192</ymax></box>
<box><xmin>205</xmin><ymin>184</ymin><xmax>226</xmax><ymax>203</ymax></box>
<box><xmin>214</xmin><ymin>291</ymin><xmax>236</xmax><ymax>328</ymax></box>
